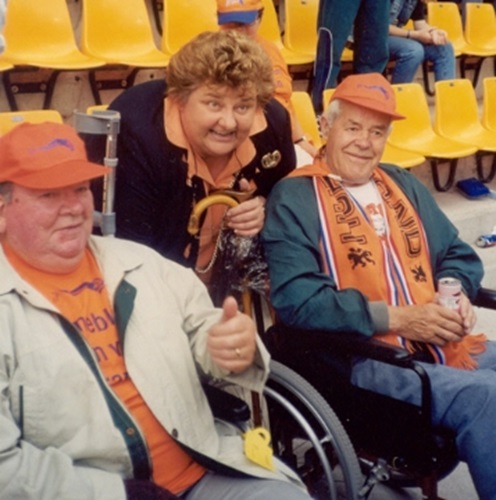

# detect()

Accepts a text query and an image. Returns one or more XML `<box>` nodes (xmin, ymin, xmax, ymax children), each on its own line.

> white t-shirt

<box><xmin>345</xmin><ymin>180</ymin><xmax>387</xmax><ymax>238</ymax></box>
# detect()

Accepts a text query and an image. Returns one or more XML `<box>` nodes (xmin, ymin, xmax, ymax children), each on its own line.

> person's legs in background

<box><xmin>314</xmin><ymin>0</ymin><xmax>389</xmax><ymax>112</ymax></box>
<box><xmin>317</xmin><ymin>0</ymin><xmax>361</xmax><ymax>89</ymax></box>
<box><xmin>388</xmin><ymin>35</ymin><xmax>425</xmax><ymax>83</ymax></box>
<box><xmin>353</xmin><ymin>0</ymin><xmax>389</xmax><ymax>77</ymax></box>
<box><xmin>423</xmin><ymin>43</ymin><xmax>456</xmax><ymax>82</ymax></box>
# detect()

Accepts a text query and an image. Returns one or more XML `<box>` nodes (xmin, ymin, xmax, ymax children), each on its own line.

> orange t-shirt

<box><xmin>3</xmin><ymin>244</ymin><xmax>205</xmax><ymax>494</ymax></box>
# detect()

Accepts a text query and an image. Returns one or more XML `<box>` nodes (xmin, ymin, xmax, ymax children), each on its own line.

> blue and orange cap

<box><xmin>217</xmin><ymin>0</ymin><xmax>263</xmax><ymax>25</ymax></box>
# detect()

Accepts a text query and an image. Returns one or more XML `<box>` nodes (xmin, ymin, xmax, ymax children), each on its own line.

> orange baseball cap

<box><xmin>217</xmin><ymin>0</ymin><xmax>263</xmax><ymax>25</ymax></box>
<box><xmin>330</xmin><ymin>73</ymin><xmax>405</xmax><ymax>120</ymax></box>
<box><xmin>0</xmin><ymin>122</ymin><xmax>111</xmax><ymax>189</ymax></box>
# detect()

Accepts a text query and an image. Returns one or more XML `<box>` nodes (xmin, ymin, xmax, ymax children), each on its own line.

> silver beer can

<box><xmin>437</xmin><ymin>277</ymin><xmax>462</xmax><ymax>311</ymax></box>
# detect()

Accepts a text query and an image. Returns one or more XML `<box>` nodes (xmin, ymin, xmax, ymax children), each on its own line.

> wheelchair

<box><xmin>207</xmin><ymin>359</ymin><xmax>365</xmax><ymax>499</ymax></box>
<box><xmin>78</xmin><ymin>109</ymin><xmax>488</xmax><ymax>498</ymax></box>
<box><xmin>75</xmin><ymin>110</ymin><xmax>367</xmax><ymax>499</ymax></box>
<box><xmin>186</xmin><ymin>193</ymin><xmax>367</xmax><ymax>499</ymax></box>
<box><xmin>265</xmin><ymin>287</ymin><xmax>496</xmax><ymax>500</ymax></box>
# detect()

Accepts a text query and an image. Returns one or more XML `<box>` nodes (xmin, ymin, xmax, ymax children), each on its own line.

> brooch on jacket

<box><xmin>261</xmin><ymin>150</ymin><xmax>281</xmax><ymax>169</ymax></box>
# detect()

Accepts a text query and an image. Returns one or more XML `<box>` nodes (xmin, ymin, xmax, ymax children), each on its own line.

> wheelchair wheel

<box><xmin>265</xmin><ymin>361</ymin><xmax>364</xmax><ymax>500</ymax></box>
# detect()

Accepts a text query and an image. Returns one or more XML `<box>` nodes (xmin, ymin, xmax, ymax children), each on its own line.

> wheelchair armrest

<box><xmin>474</xmin><ymin>287</ymin><xmax>496</xmax><ymax>309</ymax></box>
<box><xmin>266</xmin><ymin>325</ymin><xmax>433</xmax><ymax>415</ymax></box>
<box><xmin>202</xmin><ymin>383</ymin><xmax>251</xmax><ymax>424</ymax></box>
<box><xmin>324</xmin><ymin>333</ymin><xmax>415</xmax><ymax>367</ymax></box>
<box><xmin>267</xmin><ymin>325</ymin><xmax>415</xmax><ymax>369</ymax></box>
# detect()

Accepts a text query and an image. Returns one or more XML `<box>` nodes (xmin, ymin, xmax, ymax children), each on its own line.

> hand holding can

<box><xmin>437</xmin><ymin>277</ymin><xmax>462</xmax><ymax>312</ymax></box>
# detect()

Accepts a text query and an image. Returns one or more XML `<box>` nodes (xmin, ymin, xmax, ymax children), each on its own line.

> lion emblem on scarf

<box><xmin>348</xmin><ymin>248</ymin><xmax>375</xmax><ymax>269</ymax></box>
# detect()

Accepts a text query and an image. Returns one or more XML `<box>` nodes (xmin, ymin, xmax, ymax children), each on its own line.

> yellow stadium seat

<box><xmin>80</xmin><ymin>0</ymin><xmax>170</xmax><ymax>104</ymax></box>
<box><xmin>321</xmin><ymin>87</ymin><xmax>425</xmax><ymax>169</ymax></box>
<box><xmin>483</xmin><ymin>77</ymin><xmax>496</xmax><ymax>132</ymax></box>
<box><xmin>465</xmin><ymin>3</ymin><xmax>496</xmax><ymax>51</ymax></box>
<box><xmin>428</xmin><ymin>2</ymin><xmax>496</xmax><ymax>88</ymax></box>
<box><xmin>161</xmin><ymin>0</ymin><xmax>218</xmax><ymax>57</ymax></box>
<box><xmin>427</xmin><ymin>2</ymin><xmax>464</xmax><ymax>56</ymax></box>
<box><xmin>1</xmin><ymin>0</ymin><xmax>104</xmax><ymax>70</ymax></box>
<box><xmin>86</xmin><ymin>104</ymin><xmax>110</xmax><ymax>115</ymax></box>
<box><xmin>282</xmin><ymin>0</ymin><xmax>318</xmax><ymax>59</ymax></box>
<box><xmin>434</xmin><ymin>79</ymin><xmax>496</xmax><ymax>150</ymax></box>
<box><xmin>290</xmin><ymin>91</ymin><xmax>322</xmax><ymax>148</ymax></box>
<box><xmin>81</xmin><ymin>0</ymin><xmax>170</xmax><ymax>67</ymax></box>
<box><xmin>322</xmin><ymin>88</ymin><xmax>334</xmax><ymax>110</ymax></box>
<box><xmin>0</xmin><ymin>0</ymin><xmax>104</xmax><ymax>109</ymax></box>
<box><xmin>258</xmin><ymin>0</ymin><xmax>314</xmax><ymax>67</ymax></box>
<box><xmin>464</xmin><ymin>3</ymin><xmax>496</xmax><ymax>87</ymax></box>
<box><xmin>390</xmin><ymin>82</ymin><xmax>476</xmax><ymax>189</ymax></box>
<box><xmin>0</xmin><ymin>109</ymin><xmax>64</xmax><ymax>136</ymax></box>
<box><xmin>381</xmin><ymin>143</ymin><xmax>426</xmax><ymax>169</ymax></box>
<box><xmin>435</xmin><ymin>78</ymin><xmax>496</xmax><ymax>183</ymax></box>
<box><xmin>0</xmin><ymin>59</ymin><xmax>13</xmax><ymax>71</ymax></box>
<box><xmin>341</xmin><ymin>47</ymin><xmax>354</xmax><ymax>64</ymax></box>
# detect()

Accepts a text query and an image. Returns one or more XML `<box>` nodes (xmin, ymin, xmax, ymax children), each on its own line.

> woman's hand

<box><xmin>225</xmin><ymin>179</ymin><xmax>266</xmax><ymax>236</ymax></box>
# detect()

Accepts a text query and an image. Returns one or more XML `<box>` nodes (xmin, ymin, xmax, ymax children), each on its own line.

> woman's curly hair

<box><xmin>166</xmin><ymin>30</ymin><xmax>274</xmax><ymax>107</ymax></box>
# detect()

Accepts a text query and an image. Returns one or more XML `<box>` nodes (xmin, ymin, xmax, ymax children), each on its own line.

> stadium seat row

<box><xmin>0</xmin><ymin>0</ymin><xmax>317</xmax><ymax>110</ymax></box>
<box><xmin>293</xmin><ymin>77</ymin><xmax>496</xmax><ymax>190</ymax></box>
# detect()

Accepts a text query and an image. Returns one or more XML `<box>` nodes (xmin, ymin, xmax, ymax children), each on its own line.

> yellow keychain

<box><xmin>243</xmin><ymin>427</ymin><xmax>275</xmax><ymax>471</ymax></box>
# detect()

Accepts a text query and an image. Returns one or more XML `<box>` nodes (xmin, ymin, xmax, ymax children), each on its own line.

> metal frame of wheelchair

<box><xmin>265</xmin><ymin>288</ymin><xmax>496</xmax><ymax>499</ymax></box>
<box><xmin>76</xmin><ymin>108</ymin><xmax>494</xmax><ymax>499</ymax></box>
<box><xmin>265</xmin><ymin>323</ymin><xmax>460</xmax><ymax>500</ymax></box>
<box><xmin>77</xmin><ymin>107</ymin><xmax>490</xmax><ymax>499</ymax></box>
<box><xmin>74</xmin><ymin>110</ymin><xmax>367</xmax><ymax>499</ymax></box>
<box><xmin>210</xmin><ymin>359</ymin><xmax>365</xmax><ymax>499</ymax></box>
<box><xmin>263</xmin><ymin>360</ymin><xmax>364</xmax><ymax>499</ymax></box>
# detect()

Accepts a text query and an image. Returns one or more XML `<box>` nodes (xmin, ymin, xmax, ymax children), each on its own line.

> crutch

<box><xmin>74</xmin><ymin>109</ymin><xmax>120</xmax><ymax>237</ymax></box>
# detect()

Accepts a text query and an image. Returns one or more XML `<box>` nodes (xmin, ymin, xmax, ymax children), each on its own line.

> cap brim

<box><xmin>12</xmin><ymin>160</ymin><xmax>112</xmax><ymax>189</ymax></box>
<box><xmin>336</xmin><ymin>96</ymin><xmax>405</xmax><ymax>120</ymax></box>
<box><xmin>217</xmin><ymin>10</ymin><xmax>259</xmax><ymax>25</ymax></box>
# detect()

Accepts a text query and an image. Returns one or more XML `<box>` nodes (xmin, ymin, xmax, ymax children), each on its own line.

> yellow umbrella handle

<box><xmin>187</xmin><ymin>193</ymin><xmax>239</xmax><ymax>236</ymax></box>
<box><xmin>187</xmin><ymin>189</ymin><xmax>264</xmax><ymax>317</ymax></box>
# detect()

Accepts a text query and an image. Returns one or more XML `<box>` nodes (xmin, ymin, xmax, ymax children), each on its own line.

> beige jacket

<box><xmin>0</xmin><ymin>236</ymin><xmax>300</xmax><ymax>499</ymax></box>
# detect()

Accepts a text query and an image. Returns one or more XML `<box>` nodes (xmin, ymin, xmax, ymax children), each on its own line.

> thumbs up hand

<box><xmin>207</xmin><ymin>296</ymin><xmax>257</xmax><ymax>373</ymax></box>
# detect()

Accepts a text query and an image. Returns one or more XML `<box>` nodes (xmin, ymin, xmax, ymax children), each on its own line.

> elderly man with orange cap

<box><xmin>216</xmin><ymin>0</ymin><xmax>318</xmax><ymax>163</ymax></box>
<box><xmin>263</xmin><ymin>72</ymin><xmax>496</xmax><ymax>499</ymax></box>
<box><xmin>0</xmin><ymin>122</ymin><xmax>310</xmax><ymax>499</ymax></box>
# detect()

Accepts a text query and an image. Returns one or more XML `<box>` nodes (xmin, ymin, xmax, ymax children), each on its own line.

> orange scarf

<box><xmin>292</xmin><ymin>159</ymin><xmax>486</xmax><ymax>369</ymax></box>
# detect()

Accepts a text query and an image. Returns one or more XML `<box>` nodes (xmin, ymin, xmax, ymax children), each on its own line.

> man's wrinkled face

<box><xmin>322</xmin><ymin>101</ymin><xmax>391</xmax><ymax>186</ymax></box>
<box><xmin>0</xmin><ymin>182</ymin><xmax>94</xmax><ymax>273</ymax></box>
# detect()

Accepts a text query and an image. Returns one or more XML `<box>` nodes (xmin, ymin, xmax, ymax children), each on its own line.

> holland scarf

<box><xmin>291</xmin><ymin>159</ymin><xmax>486</xmax><ymax>369</ymax></box>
